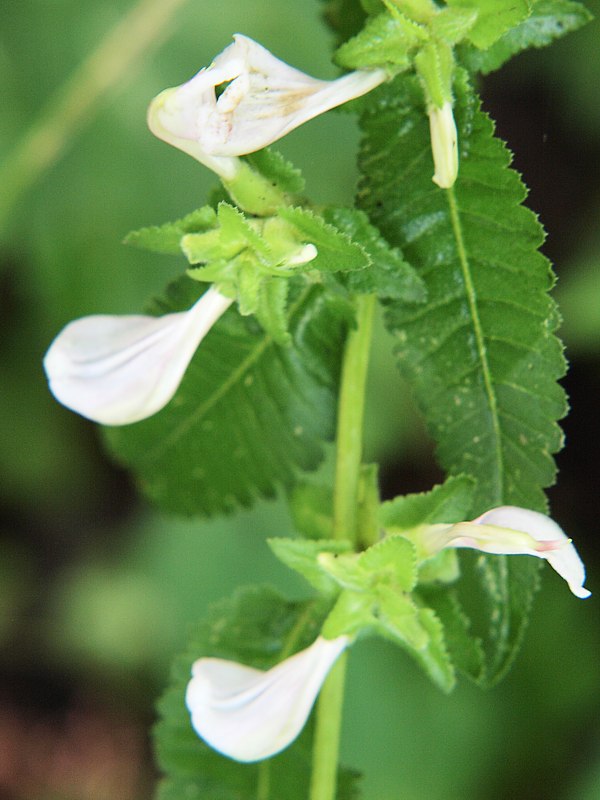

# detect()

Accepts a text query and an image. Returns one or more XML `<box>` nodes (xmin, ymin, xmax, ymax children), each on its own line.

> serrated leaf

<box><xmin>375</xmin><ymin>585</ymin><xmax>428</xmax><ymax>649</ymax></box>
<box><xmin>459</xmin><ymin>0</ymin><xmax>592</xmax><ymax>74</ymax></box>
<box><xmin>154</xmin><ymin>586</ymin><xmax>360</xmax><ymax>800</ymax></box>
<box><xmin>416</xmin><ymin>547</ymin><xmax>460</xmax><ymax>584</ymax></box>
<box><xmin>430</xmin><ymin>7</ymin><xmax>479</xmax><ymax>45</ymax></box>
<box><xmin>125</xmin><ymin>206</ymin><xmax>217</xmax><ymax>256</ymax></box>
<box><xmin>255</xmin><ymin>277</ymin><xmax>291</xmax><ymax>345</ymax></box>
<box><xmin>380</xmin><ymin>475</ymin><xmax>476</xmax><ymax>530</ymax></box>
<box><xmin>419</xmin><ymin>584</ymin><xmax>486</xmax><ymax>682</ymax></box>
<box><xmin>278</xmin><ymin>206</ymin><xmax>370</xmax><ymax>273</ymax></box>
<box><xmin>268</xmin><ymin>537</ymin><xmax>353</xmax><ymax>595</ymax></box>
<box><xmin>359</xmin><ymin>534</ymin><xmax>418</xmax><ymax>591</ymax></box>
<box><xmin>357</xmin><ymin>73</ymin><xmax>566</xmax><ymax>682</ymax></box>
<box><xmin>244</xmin><ymin>148</ymin><xmax>306</xmax><ymax>195</ymax></box>
<box><xmin>105</xmin><ymin>279</ymin><xmax>347</xmax><ymax>516</ymax></box>
<box><xmin>410</xmin><ymin>606</ymin><xmax>456</xmax><ymax>692</ymax></box>
<box><xmin>323</xmin><ymin>207</ymin><xmax>426</xmax><ymax>302</ymax></box>
<box><xmin>218</xmin><ymin>202</ymin><xmax>270</xmax><ymax>259</ymax></box>
<box><xmin>447</xmin><ymin>0</ymin><xmax>532</xmax><ymax>49</ymax></box>
<box><xmin>335</xmin><ymin>11</ymin><xmax>426</xmax><ymax>69</ymax></box>
<box><xmin>318</xmin><ymin>552</ymin><xmax>367</xmax><ymax>591</ymax></box>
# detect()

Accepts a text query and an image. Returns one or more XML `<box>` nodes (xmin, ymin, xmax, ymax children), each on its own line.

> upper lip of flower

<box><xmin>420</xmin><ymin>505</ymin><xmax>590</xmax><ymax>599</ymax></box>
<box><xmin>148</xmin><ymin>33</ymin><xmax>387</xmax><ymax>164</ymax></box>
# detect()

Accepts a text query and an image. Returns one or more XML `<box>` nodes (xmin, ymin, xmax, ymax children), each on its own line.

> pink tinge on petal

<box><xmin>472</xmin><ymin>506</ymin><xmax>591</xmax><ymax>599</ymax></box>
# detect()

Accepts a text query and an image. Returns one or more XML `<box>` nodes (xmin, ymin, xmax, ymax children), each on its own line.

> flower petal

<box><xmin>148</xmin><ymin>86</ymin><xmax>241</xmax><ymax>180</ymax></box>
<box><xmin>148</xmin><ymin>34</ymin><xmax>387</xmax><ymax>166</ymax></box>
<box><xmin>44</xmin><ymin>287</ymin><xmax>232</xmax><ymax>425</ymax></box>
<box><xmin>444</xmin><ymin>506</ymin><xmax>590</xmax><ymax>599</ymax></box>
<box><xmin>428</xmin><ymin>102</ymin><xmax>458</xmax><ymax>189</ymax></box>
<box><xmin>186</xmin><ymin>635</ymin><xmax>349</xmax><ymax>762</ymax></box>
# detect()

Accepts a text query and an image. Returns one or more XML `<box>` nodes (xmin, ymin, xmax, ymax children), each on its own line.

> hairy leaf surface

<box><xmin>357</xmin><ymin>74</ymin><xmax>567</xmax><ymax>682</ymax></box>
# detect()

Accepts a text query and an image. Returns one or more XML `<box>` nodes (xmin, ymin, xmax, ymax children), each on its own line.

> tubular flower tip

<box><xmin>148</xmin><ymin>34</ymin><xmax>387</xmax><ymax>172</ymax></box>
<box><xmin>186</xmin><ymin>635</ymin><xmax>349</xmax><ymax>762</ymax></box>
<box><xmin>43</xmin><ymin>287</ymin><xmax>233</xmax><ymax>426</ymax></box>
<box><xmin>428</xmin><ymin>102</ymin><xmax>458</xmax><ymax>189</ymax></box>
<box><xmin>424</xmin><ymin>506</ymin><xmax>590</xmax><ymax>599</ymax></box>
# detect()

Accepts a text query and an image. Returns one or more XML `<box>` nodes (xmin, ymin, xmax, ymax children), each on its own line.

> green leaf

<box><xmin>154</xmin><ymin>585</ymin><xmax>360</xmax><ymax>800</ymax></box>
<box><xmin>419</xmin><ymin>585</ymin><xmax>486</xmax><ymax>681</ymax></box>
<box><xmin>335</xmin><ymin>11</ymin><xmax>426</xmax><ymax>69</ymax></box>
<box><xmin>244</xmin><ymin>148</ymin><xmax>306</xmax><ymax>195</ymax></box>
<box><xmin>357</xmin><ymin>73</ymin><xmax>566</xmax><ymax>682</ymax></box>
<box><xmin>267</xmin><ymin>537</ymin><xmax>353</xmax><ymax>595</ymax></box>
<box><xmin>218</xmin><ymin>202</ymin><xmax>270</xmax><ymax>259</ymax></box>
<box><xmin>105</xmin><ymin>279</ymin><xmax>347</xmax><ymax>516</ymax></box>
<box><xmin>380</xmin><ymin>475</ymin><xmax>475</xmax><ymax>530</ymax></box>
<box><xmin>447</xmin><ymin>0</ymin><xmax>533</xmax><ymax>49</ymax></box>
<box><xmin>375</xmin><ymin>585</ymin><xmax>429</xmax><ymax>649</ymax></box>
<box><xmin>410</xmin><ymin>606</ymin><xmax>456</xmax><ymax>692</ymax></box>
<box><xmin>322</xmin><ymin>207</ymin><xmax>426</xmax><ymax>302</ymax></box>
<box><xmin>277</xmin><ymin>206</ymin><xmax>371</xmax><ymax>273</ymax></box>
<box><xmin>255</xmin><ymin>277</ymin><xmax>292</xmax><ymax>345</ymax></box>
<box><xmin>124</xmin><ymin>206</ymin><xmax>217</xmax><ymax>256</ymax></box>
<box><xmin>430</xmin><ymin>7</ymin><xmax>479</xmax><ymax>45</ymax></box>
<box><xmin>459</xmin><ymin>0</ymin><xmax>592</xmax><ymax>73</ymax></box>
<box><xmin>359</xmin><ymin>534</ymin><xmax>418</xmax><ymax>591</ymax></box>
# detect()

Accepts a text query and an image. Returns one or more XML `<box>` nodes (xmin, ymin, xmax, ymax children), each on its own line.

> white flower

<box><xmin>148</xmin><ymin>34</ymin><xmax>387</xmax><ymax>172</ymax></box>
<box><xmin>420</xmin><ymin>506</ymin><xmax>590</xmax><ymax>598</ymax></box>
<box><xmin>428</xmin><ymin>102</ymin><xmax>458</xmax><ymax>189</ymax></box>
<box><xmin>186</xmin><ymin>635</ymin><xmax>349</xmax><ymax>762</ymax></box>
<box><xmin>44</xmin><ymin>287</ymin><xmax>232</xmax><ymax>426</ymax></box>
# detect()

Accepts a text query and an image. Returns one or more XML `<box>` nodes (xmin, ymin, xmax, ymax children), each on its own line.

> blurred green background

<box><xmin>0</xmin><ymin>1</ymin><xmax>599</xmax><ymax>798</ymax></box>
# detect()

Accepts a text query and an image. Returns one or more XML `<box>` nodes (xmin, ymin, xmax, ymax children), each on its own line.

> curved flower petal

<box><xmin>186</xmin><ymin>635</ymin><xmax>349</xmax><ymax>762</ymax></box>
<box><xmin>442</xmin><ymin>506</ymin><xmax>590</xmax><ymax>599</ymax></box>
<box><xmin>44</xmin><ymin>287</ymin><xmax>232</xmax><ymax>426</ymax></box>
<box><xmin>148</xmin><ymin>34</ymin><xmax>387</xmax><ymax>167</ymax></box>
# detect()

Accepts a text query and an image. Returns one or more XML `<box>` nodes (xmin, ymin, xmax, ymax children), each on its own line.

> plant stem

<box><xmin>309</xmin><ymin>652</ymin><xmax>348</xmax><ymax>800</ymax></box>
<box><xmin>0</xmin><ymin>0</ymin><xmax>190</xmax><ymax>231</ymax></box>
<box><xmin>257</xmin><ymin>761</ymin><xmax>270</xmax><ymax>800</ymax></box>
<box><xmin>332</xmin><ymin>293</ymin><xmax>377</xmax><ymax>542</ymax></box>
<box><xmin>309</xmin><ymin>293</ymin><xmax>376</xmax><ymax>800</ymax></box>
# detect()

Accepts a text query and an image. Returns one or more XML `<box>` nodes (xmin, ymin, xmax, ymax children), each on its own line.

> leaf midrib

<box><xmin>446</xmin><ymin>186</ymin><xmax>504</xmax><ymax>505</ymax></box>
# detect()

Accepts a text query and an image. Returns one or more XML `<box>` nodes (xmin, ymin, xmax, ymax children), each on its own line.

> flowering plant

<box><xmin>43</xmin><ymin>2</ymin><xmax>593</xmax><ymax>798</ymax></box>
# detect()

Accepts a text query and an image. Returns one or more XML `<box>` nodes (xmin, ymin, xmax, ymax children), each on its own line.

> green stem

<box><xmin>309</xmin><ymin>653</ymin><xmax>348</xmax><ymax>800</ymax></box>
<box><xmin>309</xmin><ymin>293</ymin><xmax>376</xmax><ymax>800</ymax></box>
<box><xmin>0</xmin><ymin>0</ymin><xmax>190</xmax><ymax>231</ymax></box>
<box><xmin>257</xmin><ymin>761</ymin><xmax>270</xmax><ymax>800</ymax></box>
<box><xmin>332</xmin><ymin>293</ymin><xmax>377</xmax><ymax>542</ymax></box>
